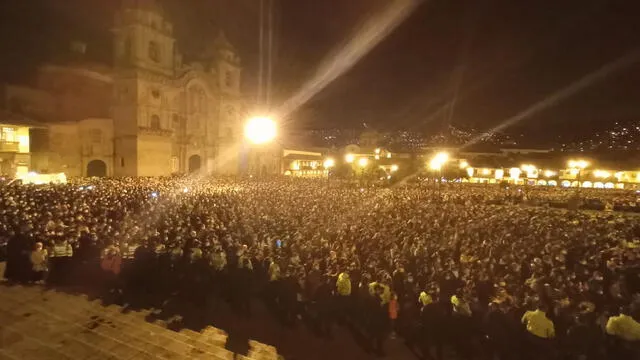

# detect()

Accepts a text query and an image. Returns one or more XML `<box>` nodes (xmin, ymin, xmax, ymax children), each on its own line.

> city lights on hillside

<box><xmin>244</xmin><ymin>116</ymin><xmax>277</xmax><ymax>144</ymax></box>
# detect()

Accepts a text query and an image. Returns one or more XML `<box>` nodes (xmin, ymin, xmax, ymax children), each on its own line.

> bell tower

<box><xmin>113</xmin><ymin>0</ymin><xmax>175</xmax><ymax>76</ymax></box>
<box><xmin>213</xmin><ymin>32</ymin><xmax>242</xmax><ymax>95</ymax></box>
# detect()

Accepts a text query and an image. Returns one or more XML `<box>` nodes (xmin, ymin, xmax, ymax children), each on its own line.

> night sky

<box><xmin>0</xmin><ymin>0</ymin><xmax>639</xmax><ymax>141</ymax></box>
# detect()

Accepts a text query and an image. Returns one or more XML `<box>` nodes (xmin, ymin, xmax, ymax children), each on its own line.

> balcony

<box><xmin>0</xmin><ymin>141</ymin><xmax>19</xmax><ymax>152</ymax></box>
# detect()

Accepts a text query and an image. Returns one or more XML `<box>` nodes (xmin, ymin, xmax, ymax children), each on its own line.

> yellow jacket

<box><xmin>606</xmin><ymin>314</ymin><xmax>640</xmax><ymax>341</ymax></box>
<box><xmin>336</xmin><ymin>272</ymin><xmax>351</xmax><ymax>296</ymax></box>
<box><xmin>521</xmin><ymin>309</ymin><xmax>555</xmax><ymax>339</ymax></box>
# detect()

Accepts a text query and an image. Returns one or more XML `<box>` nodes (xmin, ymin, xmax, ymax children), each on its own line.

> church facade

<box><xmin>3</xmin><ymin>0</ymin><xmax>247</xmax><ymax>177</ymax></box>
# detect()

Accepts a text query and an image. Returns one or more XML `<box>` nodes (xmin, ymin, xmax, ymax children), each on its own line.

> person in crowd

<box><xmin>30</xmin><ymin>242</ymin><xmax>48</xmax><ymax>284</ymax></box>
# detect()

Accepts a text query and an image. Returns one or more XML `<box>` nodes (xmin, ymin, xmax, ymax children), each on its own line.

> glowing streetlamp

<box><xmin>429</xmin><ymin>152</ymin><xmax>449</xmax><ymax>171</ymax></box>
<box><xmin>358</xmin><ymin>157</ymin><xmax>369</xmax><ymax>168</ymax></box>
<box><xmin>390</xmin><ymin>164</ymin><xmax>399</xmax><ymax>172</ymax></box>
<box><xmin>244</xmin><ymin>116</ymin><xmax>277</xmax><ymax>144</ymax></box>
<box><xmin>459</xmin><ymin>161</ymin><xmax>469</xmax><ymax>169</ymax></box>
<box><xmin>345</xmin><ymin>153</ymin><xmax>355</xmax><ymax>163</ymax></box>
<box><xmin>323</xmin><ymin>158</ymin><xmax>335</xmax><ymax>169</ymax></box>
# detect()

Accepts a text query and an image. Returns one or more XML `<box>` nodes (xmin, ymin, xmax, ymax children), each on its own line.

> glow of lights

<box><xmin>183</xmin><ymin>187</ymin><xmax>189</xmax><ymax>193</ymax></box>
<box><xmin>495</xmin><ymin>169</ymin><xmax>504</xmax><ymax>180</ymax></box>
<box><xmin>244</xmin><ymin>116</ymin><xmax>277</xmax><ymax>144</ymax></box>
<box><xmin>390</xmin><ymin>164</ymin><xmax>399</xmax><ymax>172</ymax></box>
<box><xmin>459</xmin><ymin>161</ymin><xmax>469</xmax><ymax>169</ymax></box>
<box><xmin>594</xmin><ymin>170</ymin><xmax>611</xmax><ymax>178</ymax></box>
<box><xmin>323</xmin><ymin>158</ymin><xmax>335</xmax><ymax>168</ymax></box>
<box><xmin>375</xmin><ymin>155</ymin><xmax>380</xmax><ymax>160</ymax></box>
<box><xmin>509</xmin><ymin>168</ymin><xmax>521</xmax><ymax>180</ymax></box>
<box><xmin>386</xmin><ymin>153</ymin><xmax>391</xmax><ymax>158</ymax></box>
<box><xmin>151</xmin><ymin>192</ymin><xmax>158</xmax><ymax>198</ymax></box>
<box><xmin>358</xmin><ymin>157</ymin><xmax>368</xmax><ymax>168</ymax></box>
<box><xmin>569</xmin><ymin>168</ymin><xmax>580</xmax><ymax>176</ymax></box>
<box><xmin>482</xmin><ymin>168</ymin><xmax>491</xmax><ymax>176</ymax></box>
<box><xmin>291</xmin><ymin>161</ymin><xmax>300</xmax><ymax>170</ymax></box>
<box><xmin>544</xmin><ymin>170</ymin><xmax>556</xmax><ymax>177</ymax></box>
<box><xmin>310</xmin><ymin>161</ymin><xmax>318</xmax><ymax>170</ymax></box>
<box><xmin>582</xmin><ymin>181</ymin><xmax>593</xmax><ymax>188</ymax></box>
<box><xmin>345</xmin><ymin>153</ymin><xmax>355</xmax><ymax>163</ymax></box>
<box><xmin>466</xmin><ymin>167</ymin><xmax>474</xmax><ymax>177</ymax></box>
<box><xmin>429</xmin><ymin>152</ymin><xmax>449</xmax><ymax>170</ymax></box>
<box><xmin>375</xmin><ymin>148</ymin><xmax>381</xmax><ymax>154</ymax></box>
<box><xmin>568</xmin><ymin>159</ymin><xmax>589</xmax><ymax>169</ymax></box>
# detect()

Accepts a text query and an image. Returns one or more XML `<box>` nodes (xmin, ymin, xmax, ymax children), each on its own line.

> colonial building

<box><xmin>3</xmin><ymin>0</ymin><xmax>246</xmax><ymax>177</ymax></box>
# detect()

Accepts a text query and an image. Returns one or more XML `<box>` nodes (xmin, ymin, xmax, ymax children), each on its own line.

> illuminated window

<box><xmin>1</xmin><ymin>127</ymin><xmax>16</xmax><ymax>142</ymax></box>
<box><xmin>149</xmin><ymin>41</ymin><xmax>160</xmax><ymax>62</ymax></box>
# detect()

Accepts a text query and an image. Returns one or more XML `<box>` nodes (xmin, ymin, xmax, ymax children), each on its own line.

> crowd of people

<box><xmin>2</xmin><ymin>176</ymin><xmax>640</xmax><ymax>359</ymax></box>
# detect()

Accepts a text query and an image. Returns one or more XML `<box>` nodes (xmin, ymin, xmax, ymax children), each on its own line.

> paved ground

<box><xmin>0</xmin><ymin>283</ymin><xmax>279</xmax><ymax>360</ymax></box>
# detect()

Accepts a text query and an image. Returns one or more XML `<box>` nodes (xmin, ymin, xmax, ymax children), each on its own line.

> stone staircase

<box><xmin>0</xmin><ymin>284</ymin><xmax>279</xmax><ymax>360</ymax></box>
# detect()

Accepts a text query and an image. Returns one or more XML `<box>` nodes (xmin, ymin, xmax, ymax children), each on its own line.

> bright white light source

<box><xmin>244</xmin><ymin>117</ymin><xmax>277</xmax><ymax>144</ymax></box>
<box><xmin>183</xmin><ymin>187</ymin><xmax>189</xmax><ymax>193</ymax></box>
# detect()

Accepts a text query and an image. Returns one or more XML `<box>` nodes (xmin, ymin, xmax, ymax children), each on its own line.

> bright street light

<box><xmin>459</xmin><ymin>161</ymin><xmax>469</xmax><ymax>169</ymax></box>
<box><xmin>429</xmin><ymin>151</ymin><xmax>449</xmax><ymax>170</ymax></box>
<box><xmin>390</xmin><ymin>164</ymin><xmax>399</xmax><ymax>172</ymax></box>
<box><xmin>244</xmin><ymin>116</ymin><xmax>277</xmax><ymax>144</ymax></box>
<box><xmin>358</xmin><ymin>158</ymin><xmax>369</xmax><ymax>168</ymax></box>
<box><xmin>345</xmin><ymin>153</ymin><xmax>355</xmax><ymax>163</ymax></box>
<box><xmin>324</xmin><ymin>158</ymin><xmax>335</xmax><ymax>168</ymax></box>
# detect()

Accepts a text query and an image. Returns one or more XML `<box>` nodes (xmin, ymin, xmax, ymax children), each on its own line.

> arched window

<box><xmin>150</xmin><ymin>115</ymin><xmax>161</xmax><ymax>129</ymax></box>
<box><xmin>149</xmin><ymin>41</ymin><xmax>160</xmax><ymax>62</ymax></box>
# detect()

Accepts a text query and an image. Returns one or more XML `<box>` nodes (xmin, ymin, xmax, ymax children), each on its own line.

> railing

<box><xmin>0</xmin><ymin>141</ymin><xmax>19</xmax><ymax>152</ymax></box>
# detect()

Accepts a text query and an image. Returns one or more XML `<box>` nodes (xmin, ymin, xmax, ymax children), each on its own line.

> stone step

<box><xmin>0</xmin><ymin>323</ymin><xmax>72</xmax><ymax>360</ymax></box>
<box><xmin>50</xmin><ymin>291</ymin><xmax>232</xmax><ymax>359</ymax></box>
<box><xmin>49</xmin><ymin>291</ymin><xmax>237</xmax><ymax>358</ymax></box>
<box><xmin>0</xmin><ymin>285</ymin><xmax>279</xmax><ymax>360</ymax></box>
<box><xmin>0</xmin><ymin>289</ymin><xmax>151</xmax><ymax>360</ymax></box>
<box><xmin>0</xmin><ymin>308</ymin><xmax>123</xmax><ymax>360</ymax></box>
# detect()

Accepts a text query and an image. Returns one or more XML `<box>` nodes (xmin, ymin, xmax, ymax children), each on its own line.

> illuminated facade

<box><xmin>0</xmin><ymin>111</ymin><xmax>40</xmax><ymax>177</ymax></box>
<box><xmin>3</xmin><ymin>0</ymin><xmax>245</xmax><ymax>177</ymax></box>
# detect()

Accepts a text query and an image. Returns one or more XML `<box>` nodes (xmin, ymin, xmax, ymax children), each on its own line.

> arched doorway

<box><xmin>188</xmin><ymin>155</ymin><xmax>201</xmax><ymax>173</ymax></box>
<box><xmin>86</xmin><ymin>160</ymin><xmax>107</xmax><ymax>177</ymax></box>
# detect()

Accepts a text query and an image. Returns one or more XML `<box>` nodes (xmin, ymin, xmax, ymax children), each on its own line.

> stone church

<box><xmin>3</xmin><ymin>0</ymin><xmax>247</xmax><ymax>177</ymax></box>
